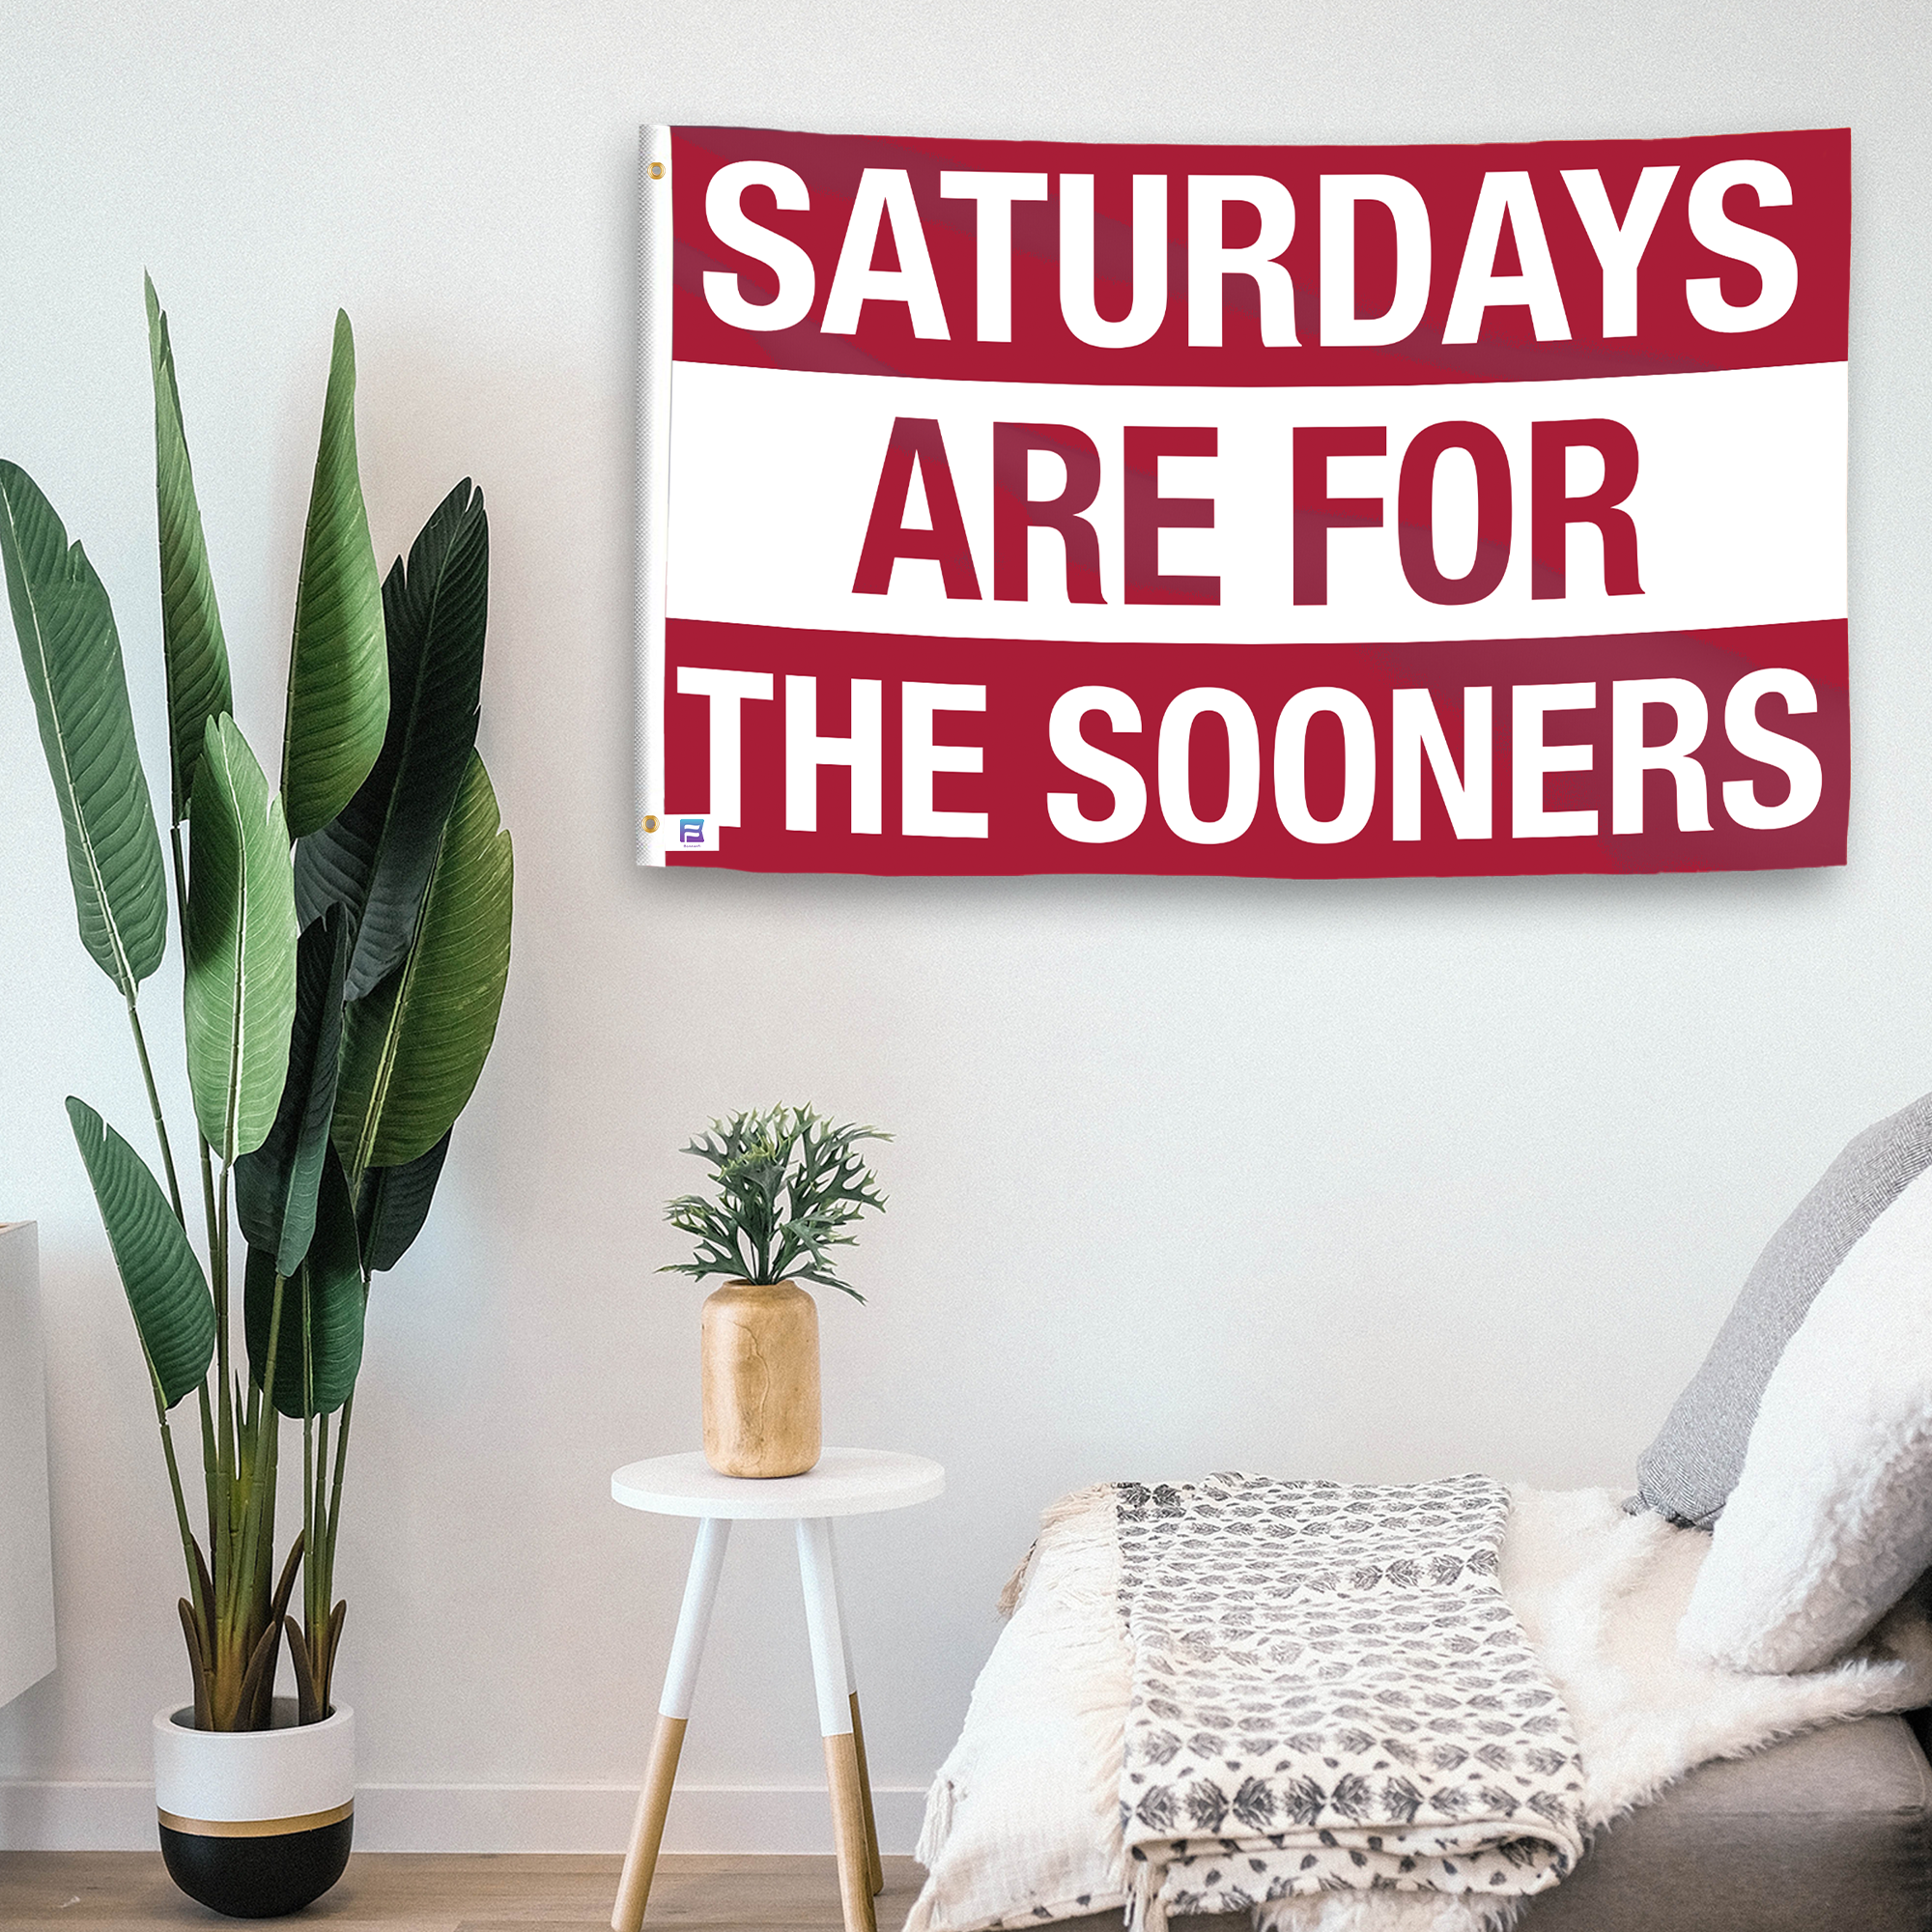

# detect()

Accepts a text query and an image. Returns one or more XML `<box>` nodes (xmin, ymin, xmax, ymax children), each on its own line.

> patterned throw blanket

<box><xmin>1115</xmin><ymin>1474</ymin><xmax>1585</xmax><ymax>1929</ymax></box>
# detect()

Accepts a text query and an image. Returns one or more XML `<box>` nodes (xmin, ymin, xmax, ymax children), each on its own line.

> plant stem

<box><xmin>195</xmin><ymin>1134</ymin><xmax>220</xmax><ymax>1290</ymax></box>
<box><xmin>231</xmin><ymin>1270</ymin><xmax>285</xmax><ymax>1670</ymax></box>
<box><xmin>196</xmin><ymin>1380</ymin><xmax>220</xmax><ymax>1604</ymax></box>
<box><xmin>154</xmin><ymin>1381</ymin><xmax>208</xmax><ymax>1638</ymax></box>
<box><xmin>167</xmin><ymin>823</ymin><xmax>224</xmax><ymax>1275</ymax></box>
<box><xmin>325</xmin><ymin>1387</ymin><xmax>353</xmax><ymax>1572</ymax></box>
<box><xmin>314</xmin><ymin>1367</ymin><xmax>357</xmax><ymax>1713</ymax></box>
<box><xmin>316</xmin><ymin>1408</ymin><xmax>330</xmax><ymax>1558</ymax></box>
<box><xmin>301</xmin><ymin>1411</ymin><xmax>314</xmax><ymax>1658</ymax></box>
<box><xmin>214</xmin><ymin>1164</ymin><xmax>234</xmax><ymax>1600</ymax></box>
<box><xmin>306</xmin><ymin>1409</ymin><xmax>334</xmax><ymax>1711</ymax></box>
<box><xmin>166</xmin><ymin>821</ymin><xmax>226</xmax><ymax>1587</ymax></box>
<box><xmin>301</xmin><ymin>1299</ymin><xmax>317</xmax><ymax>1652</ymax></box>
<box><xmin>124</xmin><ymin>996</ymin><xmax>184</xmax><ymax>1225</ymax></box>
<box><xmin>161</xmin><ymin>822</ymin><xmax>225</xmax><ymax>1719</ymax></box>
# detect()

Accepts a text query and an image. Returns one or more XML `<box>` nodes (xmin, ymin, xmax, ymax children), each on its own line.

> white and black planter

<box><xmin>153</xmin><ymin>1699</ymin><xmax>354</xmax><ymax>1918</ymax></box>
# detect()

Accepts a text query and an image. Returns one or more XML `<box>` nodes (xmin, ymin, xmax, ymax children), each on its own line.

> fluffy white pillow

<box><xmin>1678</xmin><ymin>1162</ymin><xmax>1932</xmax><ymax>1673</ymax></box>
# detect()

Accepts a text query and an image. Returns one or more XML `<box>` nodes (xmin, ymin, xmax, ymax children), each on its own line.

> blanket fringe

<box><xmin>1000</xmin><ymin>1479</ymin><xmax>1137</xmax><ymax>1907</ymax></box>
<box><xmin>1125</xmin><ymin>1857</ymin><xmax>1166</xmax><ymax>1932</ymax></box>
<box><xmin>997</xmin><ymin>1481</ymin><xmax>1118</xmax><ymax>1617</ymax></box>
<box><xmin>914</xmin><ymin>1774</ymin><xmax>955</xmax><ymax>1868</ymax></box>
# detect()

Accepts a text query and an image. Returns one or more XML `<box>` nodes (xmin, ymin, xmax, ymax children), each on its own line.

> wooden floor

<box><xmin>0</xmin><ymin>1852</ymin><xmax>925</xmax><ymax>1932</ymax></box>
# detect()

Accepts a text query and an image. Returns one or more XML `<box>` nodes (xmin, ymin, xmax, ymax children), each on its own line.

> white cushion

<box><xmin>1678</xmin><ymin>1162</ymin><xmax>1932</xmax><ymax>1673</ymax></box>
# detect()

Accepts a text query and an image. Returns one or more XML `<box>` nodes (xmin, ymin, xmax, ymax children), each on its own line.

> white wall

<box><xmin>1</xmin><ymin>0</ymin><xmax>1928</xmax><ymax>1855</ymax></box>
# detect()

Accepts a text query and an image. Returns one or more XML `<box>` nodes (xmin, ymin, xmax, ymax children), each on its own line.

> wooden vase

<box><xmin>700</xmin><ymin>1280</ymin><xmax>821</xmax><ymax>1478</ymax></box>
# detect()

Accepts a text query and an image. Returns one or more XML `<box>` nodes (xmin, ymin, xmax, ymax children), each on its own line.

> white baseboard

<box><xmin>0</xmin><ymin>1779</ymin><xmax>929</xmax><ymax>1855</ymax></box>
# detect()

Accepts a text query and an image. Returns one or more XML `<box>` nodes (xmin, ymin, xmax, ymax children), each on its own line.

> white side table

<box><xmin>609</xmin><ymin>1447</ymin><xmax>945</xmax><ymax>1932</ymax></box>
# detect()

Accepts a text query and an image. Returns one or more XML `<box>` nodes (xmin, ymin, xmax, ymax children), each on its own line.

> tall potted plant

<box><xmin>3</xmin><ymin>280</ymin><xmax>513</xmax><ymax>1916</ymax></box>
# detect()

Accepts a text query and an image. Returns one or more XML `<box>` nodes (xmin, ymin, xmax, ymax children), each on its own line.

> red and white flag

<box><xmin>637</xmin><ymin>125</ymin><xmax>1849</xmax><ymax>878</ymax></box>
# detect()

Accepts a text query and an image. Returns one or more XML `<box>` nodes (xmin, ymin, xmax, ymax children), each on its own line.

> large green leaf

<box><xmin>0</xmin><ymin>462</ymin><xmax>168</xmax><ymax>995</ymax></box>
<box><xmin>243</xmin><ymin>1147</ymin><xmax>364</xmax><ymax>1419</ymax></box>
<box><xmin>296</xmin><ymin>479</ymin><xmax>488</xmax><ymax>999</ymax></box>
<box><xmin>355</xmin><ymin>1130</ymin><xmax>451</xmax><ymax>1274</ymax></box>
<box><xmin>145</xmin><ymin>275</ymin><xmax>233</xmax><ymax>825</ymax></box>
<box><xmin>333</xmin><ymin>753</ymin><xmax>512</xmax><ymax>1176</ymax></box>
<box><xmin>185</xmin><ymin>715</ymin><xmax>299</xmax><ymax>1163</ymax></box>
<box><xmin>281</xmin><ymin>311</ymin><xmax>387</xmax><ymax>839</ymax></box>
<box><xmin>67</xmin><ymin>1097</ymin><xmax>214</xmax><ymax>1408</ymax></box>
<box><xmin>235</xmin><ymin>907</ymin><xmax>349</xmax><ymax>1275</ymax></box>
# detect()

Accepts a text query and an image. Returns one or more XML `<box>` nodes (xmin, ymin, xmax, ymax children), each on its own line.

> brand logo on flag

<box><xmin>651</xmin><ymin>812</ymin><xmax>720</xmax><ymax>853</ymax></box>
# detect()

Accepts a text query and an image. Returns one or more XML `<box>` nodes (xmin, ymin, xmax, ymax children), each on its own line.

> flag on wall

<box><xmin>636</xmin><ymin>125</ymin><xmax>1849</xmax><ymax>879</ymax></box>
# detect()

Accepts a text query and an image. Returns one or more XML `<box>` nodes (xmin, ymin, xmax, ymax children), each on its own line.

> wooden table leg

<box><xmin>612</xmin><ymin>1715</ymin><xmax>685</xmax><ymax>1932</ymax></box>
<box><xmin>847</xmin><ymin>1691</ymin><xmax>884</xmax><ymax>1896</ymax></box>
<box><xmin>611</xmin><ymin>1517</ymin><xmax>731</xmax><ymax>1932</ymax></box>
<box><xmin>827</xmin><ymin>1533</ymin><xmax>885</xmax><ymax>1896</ymax></box>
<box><xmin>797</xmin><ymin>1518</ymin><xmax>876</xmax><ymax>1932</ymax></box>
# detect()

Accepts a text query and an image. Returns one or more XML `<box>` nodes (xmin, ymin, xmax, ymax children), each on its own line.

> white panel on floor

<box><xmin>0</xmin><ymin>1224</ymin><xmax>56</xmax><ymax>1711</ymax></box>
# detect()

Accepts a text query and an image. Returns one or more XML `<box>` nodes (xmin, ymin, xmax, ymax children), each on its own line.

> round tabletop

<box><xmin>611</xmin><ymin>1447</ymin><xmax>945</xmax><ymax>1520</ymax></box>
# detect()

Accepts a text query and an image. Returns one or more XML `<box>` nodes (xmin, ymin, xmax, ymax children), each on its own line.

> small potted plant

<box><xmin>3</xmin><ymin>282</ymin><xmax>512</xmax><ymax>1916</ymax></box>
<box><xmin>663</xmin><ymin>1107</ymin><xmax>889</xmax><ymax>1478</ymax></box>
